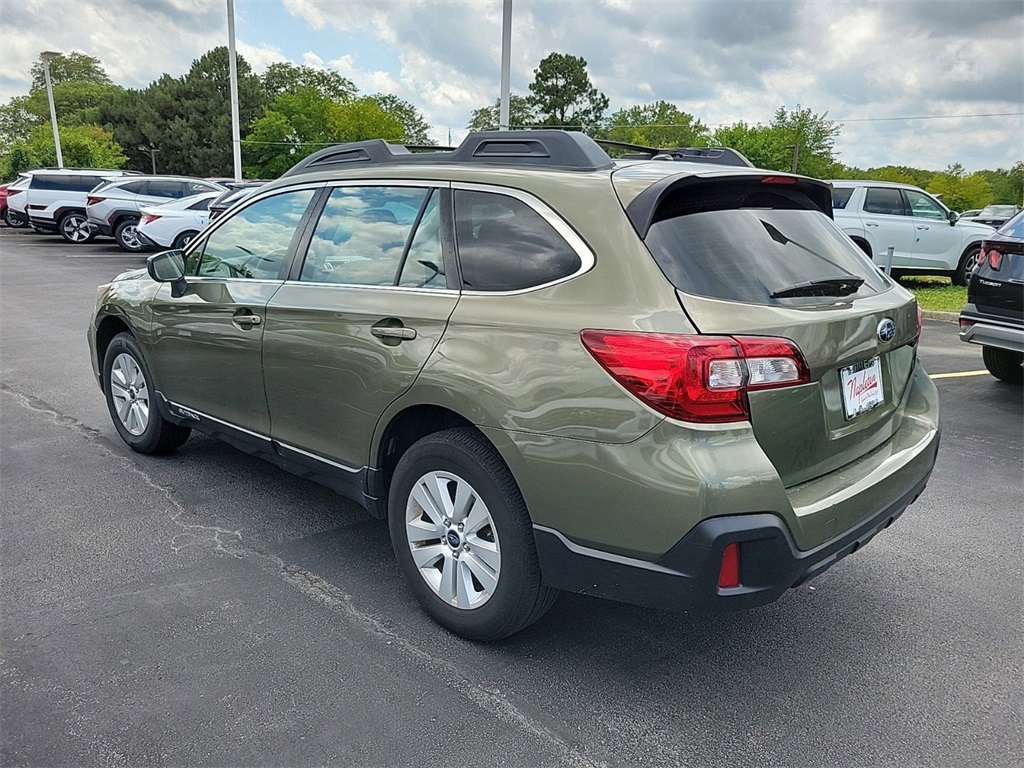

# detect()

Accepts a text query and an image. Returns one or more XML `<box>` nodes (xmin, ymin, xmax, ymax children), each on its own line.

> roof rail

<box><xmin>282</xmin><ymin>130</ymin><xmax>615</xmax><ymax>177</ymax></box>
<box><xmin>595</xmin><ymin>140</ymin><xmax>754</xmax><ymax>168</ymax></box>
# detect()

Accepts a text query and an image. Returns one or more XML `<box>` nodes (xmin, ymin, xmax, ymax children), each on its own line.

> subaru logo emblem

<box><xmin>877</xmin><ymin>318</ymin><xmax>896</xmax><ymax>343</ymax></box>
<box><xmin>446</xmin><ymin>531</ymin><xmax>461</xmax><ymax>548</ymax></box>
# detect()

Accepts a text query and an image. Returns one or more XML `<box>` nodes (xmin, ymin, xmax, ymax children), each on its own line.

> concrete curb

<box><xmin>922</xmin><ymin>310</ymin><xmax>959</xmax><ymax>322</ymax></box>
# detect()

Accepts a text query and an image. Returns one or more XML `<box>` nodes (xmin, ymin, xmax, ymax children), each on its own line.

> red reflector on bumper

<box><xmin>718</xmin><ymin>542</ymin><xmax>741</xmax><ymax>589</ymax></box>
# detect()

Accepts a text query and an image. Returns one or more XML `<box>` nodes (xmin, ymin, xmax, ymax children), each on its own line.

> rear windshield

<box><xmin>644</xmin><ymin>181</ymin><xmax>889</xmax><ymax>306</ymax></box>
<box><xmin>996</xmin><ymin>210</ymin><xmax>1024</xmax><ymax>238</ymax></box>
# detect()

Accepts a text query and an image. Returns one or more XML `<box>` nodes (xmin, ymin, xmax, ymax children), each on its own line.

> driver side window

<box><xmin>188</xmin><ymin>189</ymin><xmax>314</xmax><ymax>279</ymax></box>
<box><xmin>905</xmin><ymin>190</ymin><xmax>947</xmax><ymax>220</ymax></box>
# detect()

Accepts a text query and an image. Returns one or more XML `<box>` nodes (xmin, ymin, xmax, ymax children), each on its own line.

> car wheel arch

<box><xmin>95</xmin><ymin>314</ymin><xmax>134</xmax><ymax>383</ymax></box>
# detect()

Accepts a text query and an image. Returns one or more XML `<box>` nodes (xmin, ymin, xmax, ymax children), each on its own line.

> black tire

<box><xmin>953</xmin><ymin>246</ymin><xmax>981</xmax><ymax>286</ymax></box>
<box><xmin>172</xmin><ymin>230</ymin><xmax>199</xmax><ymax>250</ymax></box>
<box><xmin>982</xmin><ymin>346</ymin><xmax>1023</xmax><ymax>385</ymax></box>
<box><xmin>58</xmin><ymin>211</ymin><xmax>94</xmax><ymax>244</ymax></box>
<box><xmin>102</xmin><ymin>332</ymin><xmax>191</xmax><ymax>453</ymax></box>
<box><xmin>389</xmin><ymin>427</ymin><xmax>557</xmax><ymax>640</ymax></box>
<box><xmin>3</xmin><ymin>208</ymin><xmax>28</xmax><ymax>228</ymax></box>
<box><xmin>114</xmin><ymin>218</ymin><xmax>143</xmax><ymax>252</ymax></box>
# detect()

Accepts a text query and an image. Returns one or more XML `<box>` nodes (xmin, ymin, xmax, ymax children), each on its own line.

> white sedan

<box><xmin>136</xmin><ymin>191</ymin><xmax>220</xmax><ymax>250</ymax></box>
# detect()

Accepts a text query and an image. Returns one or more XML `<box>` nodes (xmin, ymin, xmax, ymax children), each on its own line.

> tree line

<box><xmin>1</xmin><ymin>49</ymin><xmax>1020</xmax><ymax>210</ymax></box>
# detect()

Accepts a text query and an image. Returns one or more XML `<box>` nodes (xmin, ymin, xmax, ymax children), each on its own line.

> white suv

<box><xmin>12</xmin><ymin>169</ymin><xmax>141</xmax><ymax>244</ymax></box>
<box><xmin>830</xmin><ymin>180</ymin><xmax>994</xmax><ymax>285</ymax></box>
<box><xmin>86</xmin><ymin>176</ymin><xmax>224</xmax><ymax>252</ymax></box>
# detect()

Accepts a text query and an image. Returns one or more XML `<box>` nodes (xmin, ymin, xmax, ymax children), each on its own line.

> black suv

<box><xmin>959</xmin><ymin>209</ymin><xmax>1024</xmax><ymax>383</ymax></box>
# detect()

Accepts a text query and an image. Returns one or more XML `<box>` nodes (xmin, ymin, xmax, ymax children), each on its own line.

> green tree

<box><xmin>926</xmin><ymin>164</ymin><xmax>994</xmax><ymax>211</ymax></box>
<box><xmin>262</xmin><ymin>62</ymin><xmax>356</xmax><ymax>102</ymax></box>
<box><xmin>979</xmin><ymin>162</ymin><xmax>1024</xmax><ymax>204</ymax></box>
<box><xmin>99</xmin><ymin>47</ymin><xmax>264</xmax><ymax>176</ymax></box>
<box><xmin>30</xmin><ymin>51</ymin><xmax>111</xmax><ymax>90</ymax></box>
<box><xmin>23</xmin><ymin>123</ymin><xmax>126</xmax><ymax>169</ymax></box>
<box><xmin>711</xmin><ymin>105</ymin><xmax>840</xmax><ymax>177</ymax></box>
<box><xmin>0</xmin><ymin>96</ymin><xmax>40</xmax><ymax>146</ymax></box>
<box><xmin>330</xmin><ymin>97</ymin><xmax>405</xmax><ymax>144</ymax></box>
<box><xmin>467</xmin><ymin>95</ymin><xmax>538</xmax><ymax>131</ymax></box>
<box><xmin>24</xmin><ymin>81</ymin><xmax>126</xmax><ymax>127</ymax></box>
<box><xmin>603</xmin><ymin>101</ymin><xmax>710</xmax><ymax>147</ymax></box>
<box><xmin>371</xmin><ymin>94</ymin><xmax>434</xmax><ymax>144</ymax></box>
<box><xmin>243</xmin><ymin>86</ymin><xmax>337</xmax><ymax>178</ymax></box>
<box><xmin>528</xmin><ymin>53</ymin><xmax>609</xmax><ymax>132</ymax></box>
<box><xmin>0</xmin><ymin>144</ymin><xmax>36</xmax><ymax>183</ymax></box>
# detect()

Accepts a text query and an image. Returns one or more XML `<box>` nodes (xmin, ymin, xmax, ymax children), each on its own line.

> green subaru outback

<box><xmin>88</xmin><ymin>131</ymin><xmax>940</xmax><ymax>640</ymax></box>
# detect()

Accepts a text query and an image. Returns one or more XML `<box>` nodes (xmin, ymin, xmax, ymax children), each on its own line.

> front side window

<box><xmin>863</xmin><ymin>188</ymin><xmax>905</xmax><ymax>216</ymax></box>
<box><xmin>187</xmin><ymin>189</ymin><xmax>314</xmax><ymax>279</ymax></box>
<box><xmin>299</xmin><ymin>186</ymin><xmax>429</xmax><ymax>286</ymax></box>
<box><xmin>905</xmin><ymin>190</ymin><xmax>947</xmax><ymax>220</ymax></box>
<box><xmin>454</xmin><ymin>190</ymin><xmax>581</xmax><ymax>291</ymax></box>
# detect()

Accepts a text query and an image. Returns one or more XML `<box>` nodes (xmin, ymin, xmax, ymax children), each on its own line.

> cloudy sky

<box><xmin>1</xmin><ymin>0</ymin><xmax>1021</xmax><ymax>171</ymax></box>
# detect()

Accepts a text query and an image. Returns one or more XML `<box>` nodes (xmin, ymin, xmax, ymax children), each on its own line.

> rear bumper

<box><xmin>87</xmin><ymin>218</ymin><xmax>114</xmax><ymax>236</ymax></box>
<box><xmin>535</xmin><ymin>434</ymin><xmax>937</xmax><ymax>612</ymax></box>
<box><xmin>959</xmin><ymin>306</ymin><xmax>1024</xmax><ymax>353</ymax></box>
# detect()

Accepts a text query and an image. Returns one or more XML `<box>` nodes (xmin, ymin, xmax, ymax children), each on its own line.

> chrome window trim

<box><xmin>279</xmin><ymin>281</ymin><xmax>458</xmax><ymax>296</ymax></box>
<box><xmin>451</xmin><ymin>181</ymin><xmax>596</xmax><ymax>295</ymax></box>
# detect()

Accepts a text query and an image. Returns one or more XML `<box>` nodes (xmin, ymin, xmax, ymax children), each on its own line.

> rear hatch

<box><xmin>621</xmin><ymin>172</ymin><xmax>920</xmax><ymax>487</ymax></box>
<box><xmin>968</xmin><ymin>214</ymin><xmax>1024</xmax><ymax>320</ymax></box>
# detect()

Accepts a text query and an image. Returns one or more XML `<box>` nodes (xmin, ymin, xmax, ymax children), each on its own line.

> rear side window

<box><xmin>117</xmin><ymin>181</ymin><xmax>150</xmax><ymax>195</ymax></box>
<box><xmin>863</xmin><ymin>188</ymin><xmax>905</xmax><ymax>216</ymax></box>
<box><xmin>145</xmin><ymin>180</ymin><xmax>186</xmax><ymax>199</ymax></box>
<box><xmin>299</xmin><ymin>186</ymin><xmax>431</xmax><ymax>286</ymax></box>
<box><xmin>187</xmin><ymin>197</ymin><xmax>213</xmax><ymax>211</ymax></box>
<box><xmin>831</xmin><ymin>187</ymin><xmax>854</xmax><ymax>210</ymax></box>
<box><xmin>454</xmin><ymin>190</ymin><xmax>581</xmax><ymax>291</ymax></box>
<box><xmin>31</xmin><ymin>174</ymin><xmax>103</xmax><ymax>192</ymax></box>
<box><xmin>644</xmin><ymin>180</ymin><xmax>889</xmax><ymax>306</ymax></box>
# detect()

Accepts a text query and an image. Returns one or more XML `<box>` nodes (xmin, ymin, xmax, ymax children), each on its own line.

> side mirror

<box><xmin>147</xmin><ymin>249</ymin><xmax>187</xmax><ymax>296</ymax></box>
<box><xmin>948</xmin><ymin>211</ymin><xmax>959</xmax><ymax>226</ymax></box>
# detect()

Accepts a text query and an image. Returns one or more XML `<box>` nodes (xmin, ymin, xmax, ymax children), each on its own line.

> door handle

<box><xmin>865</xmin><ymin>222</ymin><xmax>879</xmax><ymax>227</ymax></box>
<box><xmin>371</xmin><ymin>326</ymin><xmax>416</xmax><ymax>340</ymax></box>
<box><xmin>916</xmin><ymin>225</ymin><xmax>929</xmax><ymax>230</ymax></box>
<box><xmin>233</xmin><ymin>313</ymin><xmax>262</xmax><ymax>328</ymax></box>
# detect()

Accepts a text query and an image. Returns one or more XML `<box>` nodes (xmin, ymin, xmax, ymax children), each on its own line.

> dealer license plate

<box><xmin>840</xmin><ymin>357</ymin><xmax>884</xmax><ymax>419</ymax></box>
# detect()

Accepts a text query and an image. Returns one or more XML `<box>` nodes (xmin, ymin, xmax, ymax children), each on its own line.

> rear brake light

<box><xmin>140</xmin><ymin>213</ymin><xmax>161</xmax><ymax>225</ymax></box>
<box><xmin>916</xmin><ymin>303</ymin><xmax>923</xmax><ymax>342</ymax></box>
<box><xmin>959</xmin><ymin>319</ymin><xmax>974</xmax><ymax>332</ymax></box>
<box><xmin>580</xmin><ymin>331</ymin><xmax>810</xmax><ymax>424</ymax></box>
<box><xmin>86</xmin><ymin>196</ymin><xmax>104</xmax><ymax>206</ymax></box>
<box><xmin>718</xmin><ymin>542</ymin><xmax>741</xmax><ymax>589</ymax></box>
<box><xmin>988</xmin><ymin>249</ymin><xmax>1003</xmax><ymax>270</ymax></box>
<box><xmin>761</xmin><ymin>176</ymin><xmax>797</xmax><ymax>184</ymax></box>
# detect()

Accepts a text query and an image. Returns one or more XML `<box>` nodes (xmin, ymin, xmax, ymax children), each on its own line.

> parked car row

<box><xmin>1</xmin><ymin>168</ymin><xmax>266</xmax><ymax>252</ymax></box>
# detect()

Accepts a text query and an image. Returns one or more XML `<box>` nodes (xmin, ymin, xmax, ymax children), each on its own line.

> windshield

<box><xmin>645</xmin><ymin>186</ymin><xmax>890</xmax><ymax>306</ymax></box>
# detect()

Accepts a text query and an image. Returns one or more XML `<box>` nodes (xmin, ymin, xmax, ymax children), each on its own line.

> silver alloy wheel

<box><xmin>405</xmin><ymin>470</ymin><xmax>501</xmax><ymax>609</ymax></box>
<box><xmin>119</xmin><ymin>223</ymin><xmax>141</xmax><ymax>251</ymax></box>
<box><xmin>109</xmin><ymin>353</ymin><xmax>150</xmax><ymax>435</ymax></box>
<box><xmin>61</xmin><ymin>213</ymin><xmax>90</xmax><ymax>243</ymax></box>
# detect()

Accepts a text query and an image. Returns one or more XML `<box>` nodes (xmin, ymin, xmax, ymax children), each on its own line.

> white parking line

<box><xmin>930</xmin><ymin>370</ymin><xmax>990</xmax><ymax>379</ymax></box>
<box><xmin>65</xmin><ymin>253</ymin><xmax>146</xmax><ymax>259</ymax></box>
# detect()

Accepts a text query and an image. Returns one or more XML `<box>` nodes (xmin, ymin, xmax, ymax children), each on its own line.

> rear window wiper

<box><xmin>770</xmin><ymin>277</ymin><xmax>865</xmax><ymax>299</ymax></box>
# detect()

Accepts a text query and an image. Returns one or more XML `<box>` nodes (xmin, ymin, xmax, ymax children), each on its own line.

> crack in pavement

<box><xmin>1</xmin><ymin>382</ymin><xmax>610</xmax><ymax>768</ymax></box>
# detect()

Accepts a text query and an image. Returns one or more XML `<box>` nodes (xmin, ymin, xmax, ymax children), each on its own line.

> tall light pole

<box><xmin>499</xmin><ymin>0</ymin><xmax>512</xmax><ymax>130</ymax></box>
<box><xmin>140</xmin><ymin>146</ymin><xmax>159</xmax><ymax>174</ymax></box>
<box><xmin>226</xmin><ymin>0</ymin><xmax>242</xmax><ymax>181</ymax></box>
<box><xmin>40</xmin><ymin>51</ymin><xmax>63</xmax><ymax>168</ymax></box>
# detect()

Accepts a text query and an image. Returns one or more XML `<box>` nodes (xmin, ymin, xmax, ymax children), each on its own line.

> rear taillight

<box><xmin>140</xmin><ymin>213</ymin><xmax>161</xmax><ymax>225</ymax></box>
<box><xmin>86</xmin><ymin>196</ymin><xmax>104</xmax><ymax>206</ymax></box>
<box><xmin>580</xmin><ymin>331</ymin><xmax>810</xmax><ymax>424</ymax></box>
<box><xmin>718</xmin><ymin>542</ymin><xmax>741</xmax><ymax>589</ymax></box>
<box><xmin>987</xmin><ymin>248</ymin><xmax>1003</xmax><ymax>270</ymax></box>
<box><xmin>761</xmin><ymin>176</ymin><xmax>797</xmax><ymax>185</ymax></box>
<box><xmin>916</xmin><ymin>303</ymin><xmax>923</xmax><ymax>342</ymax></box>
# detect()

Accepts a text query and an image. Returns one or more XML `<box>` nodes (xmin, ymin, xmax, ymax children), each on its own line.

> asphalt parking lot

<box><xmin>1</xmin><ymin>226</ymin><xmax>1021</xmax><ymax>768</ymax></box>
